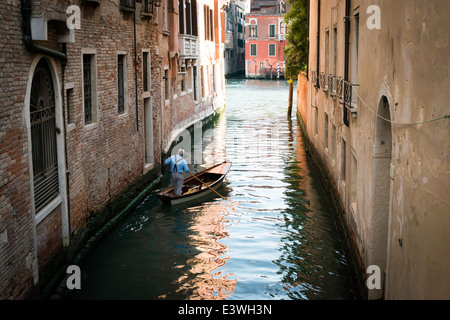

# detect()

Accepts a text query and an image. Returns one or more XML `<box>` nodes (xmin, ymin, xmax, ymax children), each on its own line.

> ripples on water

<box><xmin>72</xmin><ymin>79</ymin><xmax>359</xmax><ymax>300</ymax></box>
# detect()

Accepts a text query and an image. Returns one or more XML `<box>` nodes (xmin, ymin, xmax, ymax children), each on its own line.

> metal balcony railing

<box><xmin>343</xmin><ymin>80</ymin><xmax>352</xmax><ymax>108</ymax></box>
<box><xmin>337</xmin><ymin>76</ymin><xmax>343</xmax><ymax>99</ymax></box>
<box><xmin>328</xmin><ymin>74</ymin><xmax>336</xmax><ymax>96</ymax></box>
<box><xmin>319</xmin><ymin>72</ymin><xmax>327</xmax><ymax>91</ymax></box>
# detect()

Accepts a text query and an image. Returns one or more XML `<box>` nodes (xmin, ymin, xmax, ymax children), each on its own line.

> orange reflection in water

<box><xmin>175</xmin><ymin>202</ymin><xmax>238</xmax><ymax>300</ymax></box>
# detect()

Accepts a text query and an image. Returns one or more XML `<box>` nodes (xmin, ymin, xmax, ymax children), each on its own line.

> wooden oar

<box><xmin>189</xmin><ymin>172</ymin><xmax>227</xmax><ymax>200</ymax></box>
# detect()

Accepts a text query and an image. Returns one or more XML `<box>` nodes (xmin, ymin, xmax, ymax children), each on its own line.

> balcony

<box><xmin>343</xmin><ymin>80</ymin><xmax>358</xmax><ymax>116</ymax></box>
<box><xmin>178</xmin><ymin>34</ymin><xmax>198</xmax><ymax>58</ymax></box>
<box><xmin>337</xmin><ymin>76</ymin><xmax>344</xmax><ymax>99</ymax></box>
<box><xmin>328</xmin><ymin>74</ymin><xmax>336</xmax><ymax>97</ymax></box>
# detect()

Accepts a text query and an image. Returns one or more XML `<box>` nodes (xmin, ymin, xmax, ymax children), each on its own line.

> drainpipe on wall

<box><xmin>306</xmin><ymin>0</ymin><xmax>310</xmax><ymax>80</ymax></box>
<box><xmin>60</xmin><ymin>43</ymin><xmax>72</xmax><ymax>253</ymax></box>
<box><xmin>344</xmin><ymin>0</ymin><xmax>350</xmax><ymax>125</ymax></box>
<box><xmin>20</xmin><ymin>0</ymin><xmax>67</xmax><ymax>62</ymax></box>
<box><xmin>133</xmin><ymin>10</ymin><xmax>139</xmax><ymax>131</ymax></box>
<box><xmin>316</xmin><ymin>0</ymin><xmax>320</xmax><ymax>88</ymax></box>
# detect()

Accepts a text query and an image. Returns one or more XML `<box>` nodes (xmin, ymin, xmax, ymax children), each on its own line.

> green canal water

<box><xmin>70</xmin><ymin>79</ymin><xmax>361</xmax><ymax>300</ymax></box>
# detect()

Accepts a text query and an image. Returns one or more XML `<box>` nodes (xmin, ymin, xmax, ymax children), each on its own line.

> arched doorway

<box><xmin>26</xmin><ymin>56</ymin><xmax>69</xmax><ymax>244</ymax></box>
<box><xmin>26</xmin><ymin>56</ymin><xmax>70</xmax><ymax>287</ymax></box>
<box><xmin>30</xmin><ymin>59</ymin><xmax>60</xmax><ymax>212</ymax></box>
<box><xmin>369</xmin><ymin>96</ymin><xmax>392</xmax><ymax>299</ymax></box>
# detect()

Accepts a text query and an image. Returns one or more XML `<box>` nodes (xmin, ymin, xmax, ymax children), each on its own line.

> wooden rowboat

<box><xmin>157</xmin><ymin>161</ymin><xmax>232</xmax><ymax>205</ymax></box>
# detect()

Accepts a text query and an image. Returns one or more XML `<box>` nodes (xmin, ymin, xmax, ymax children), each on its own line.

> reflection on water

<box><xmin>71</xmin><ymin>79</ymin><xmax>359</xmax><ymax>300</ymax></box>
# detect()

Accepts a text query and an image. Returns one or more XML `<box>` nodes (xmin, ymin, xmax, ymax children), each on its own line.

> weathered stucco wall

<box><xmin>304</xmin><ymin>0</ymin><xmax>450</xmax><ymax>299</ymax></box>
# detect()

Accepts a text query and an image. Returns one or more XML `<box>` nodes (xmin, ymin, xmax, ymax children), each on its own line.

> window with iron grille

<box><xmin>164</xmin><ymin>69</ymin><xmax>169</xmax><ymax>100</ymax></box>
<box><xmin>118</xmin><ymin>54</ymin><xmax>125</xmax><ymax>114</ymax></box>
<box><xmin>193</xmin><ymin>65</ymin><xmax>197</xmax><ymax>101</ymax></box>
<box><xmin>143</xmin><ymin>51</ymin><xmax>150</xmax><ymax>93</ymax></box>
<box><xmin>30</xmin><ymin>59</ymin><xmax>59</xmax><ymax>212</ymax></box>
<box><xmin>66</xmin><ymin>87</ymin><xmax>74</xmax><ymax>124</ymax></box>
<box><xmin>83</xmin><ymin>54</ymin><xmax>96</xmax><ymax>124</ymax></box>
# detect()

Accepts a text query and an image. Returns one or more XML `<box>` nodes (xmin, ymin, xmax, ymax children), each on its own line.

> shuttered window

<box><xmin>250</xmin><ymin>44</ymin><xmax>257</xmax><ymax>56</ymax></box>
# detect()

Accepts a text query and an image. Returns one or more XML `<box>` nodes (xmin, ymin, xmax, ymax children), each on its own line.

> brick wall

<box><xmin>0</xmin><ymin>0</ymin><xmax>225</xmax><ymax>299</ymax></box>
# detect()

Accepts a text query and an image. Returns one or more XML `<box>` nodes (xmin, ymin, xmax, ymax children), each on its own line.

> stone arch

<box><xmin>24</xmin><ymin>55</ymin><xmax>69</xmax><ymax>246</ymax></box>
<box><xmin>369</xmin><ymin>95</ymin><xmax>393</xmax><ymax>299</ymax></box>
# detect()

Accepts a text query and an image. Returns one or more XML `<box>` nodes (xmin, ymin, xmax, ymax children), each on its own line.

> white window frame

<box><xmin>268</xmin><ymin>43</ymin><xmax>276</xmax><ymax>57</ymax></box>
<box><xmin>250</xmin><ymin>43</ymin><xmax>257</xmax><ymax>56</ymax></box>
<box><xmin>81</xmin><ymin>48</ymin><xmax>98</xmax><ymax>129</ymax></box>
<box><xmin>269</xmin><ymin>24</ymin><xmax>276</xmax><ymax>38</ymax></box>
<box><xmin>117</xmin><ymin>51</ymin><xmax>128</xmax><ymax>116</ymax></box>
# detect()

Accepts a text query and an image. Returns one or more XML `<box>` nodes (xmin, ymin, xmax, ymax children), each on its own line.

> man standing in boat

<box><xmin>165</xmin><ymin>149</ymin><xmax>191</xmax><ymax>195</ymax></box>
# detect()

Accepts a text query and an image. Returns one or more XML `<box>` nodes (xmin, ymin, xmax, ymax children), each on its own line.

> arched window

<box><xmin>249</xmin><ymin>19</ymin><xmax>257</xmax><ymax>38</ymax></box>
<box><xmin>30</xmin><ymin>59</ymin><xmax>59</xmax><ymax>212</ymax></box>
<box><xmin>279</xmin><ymin>1</ymin><xmax>286</xmax><ymax>14</ymax></box>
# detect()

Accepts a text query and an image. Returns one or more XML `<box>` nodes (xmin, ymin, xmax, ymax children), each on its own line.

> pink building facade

<box><xmin>244</xmin><ymin>0</ymin><xmax>288</xmax><ymax>78</ymax></box>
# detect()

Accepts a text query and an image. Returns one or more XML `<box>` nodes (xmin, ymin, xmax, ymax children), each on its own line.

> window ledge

<box><xmin>84</xmin><ymin>122</ymin><xmax>98</xmax><ymax>131</ymax></box>
<box><xmin>35</xmin><ymin>196</ymin><xmax>61</xmax><ymax>225</ymax></box>
<box><xmin>67</xmin><ymin>123</ymin><xmax>75</xmax><ymax>133</ymax></box>
<box><xmin>143</xmin><ymin>91</ymin><xmax>151</xmax><ymax>99</ymax></box>
<box><xmin>118</xmin><ymin>112</ymin><xmax>128</xmax><ymax>119</ymax></box>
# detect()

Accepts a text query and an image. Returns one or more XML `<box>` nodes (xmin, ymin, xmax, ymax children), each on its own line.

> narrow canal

<box><xmin>70</xmin><ymin>78</ymin><xmax>360</xmax><ymax>300</ymax></box>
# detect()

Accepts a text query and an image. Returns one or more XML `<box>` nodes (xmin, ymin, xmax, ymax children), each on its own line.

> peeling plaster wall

<box><xmin>305</xmin><ymin>0</ymin><xmax>450</xmax><ymax>299</ymax></box>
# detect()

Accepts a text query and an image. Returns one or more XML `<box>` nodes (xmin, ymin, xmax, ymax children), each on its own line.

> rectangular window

<box><xmin>179</xmin><ymin>0</ymin><xmax>185</xmax><ymax>34</ymax></box>
<box><xmin>212</xmin><ymin>64</ymin><xmax>216</xmax><ymax>93</ymax></box>
<box><xmin>325</xmin><ymin>29</ymin><xmax>329</xmax><ymax>78</ymax></box>
<box><xmin>331</xmin><ymin>124</ymin><xmax>336</xmax><ymax>158</ymax></box>
<box><xmin>118</xmin><ymin>54</ymin><xmax>125</xmax><ymax>114</ymax></box>
<box><xmin>250</xmin><ymin>43</ymin><xmax>257</xmax><ymax>56</ymax></box>
<box><xmin>66</xmin><ymin>87</ymin><xmax>74</xmax><ymax>124</ymax></box>
<box><xmin>164</xmin><ymin>68</ymin><xmax>169</xmax><ymax>100</ymax></box>
<box><xmin>351</xmin><ymin>153</ymin><xmax>357</xmax><ymax>209</ymax></box>
<box><xmin>324</xmin><ymin>113</ymin><xmax>329</xmax><ymax>148</ymax></box>
<box><xmin>204</xmin><ymin>5</ymin><xmax>208</xmax><ymax>40</ymax></box>
<box><xmin>259</xmin><ymin>61</ymin><xmax>265</xmax><ymax>70</ymax></box>
<box><xmin>269</xmin><ymin>43</ymin><xmax>276</xmax><ymax>56</ymax></box>
<box><xmin>82</xmin><ymin>53</ymin><xmax>96</xmax><ymax>125</ymax></box>
<box><xmin>163</xmin><ymin>0</ymin><xmax>167</xmax><ymax>30</ymax></box>
<box><xmin>341</xmin><ymin>139</ymin><xmax>346</xmax><ymax>180</ymax></box>
<box><xmin>193</xmin><ymin>65</ymin><xmax>197</xmax><ymax>101</ymax></box>
<box><xmin>180</xmin><ymin>69</ymin><xmax>185</xmax><ymax>93</ymax></box>
<box><xmin>249</xmin><ymin>24</ymin><xmax>257</xmax><ymax>38</ymax></box>
<box><xmin>269</xmin><ymin>24</ymin><xmax>275</xmax><ymax>37</ymax></box>
<box><xmin>314</xmin><ymin>107</ymin><xmax>318</xmax><ymax>135</ymax></box>
<box><xmin>209</xmin><ymin>9</ymin><xmax>214</xmax><ymax>41</ymax></box>
<box><xmin>201</xmin><ymin>66</ymin><xmax>205</xmax><ymax>98</ymax></box>
<box><xmin>143</xmin><ymin>51</ymin><xmax>150</xmax><ymax>93</ymax></box>
<box><xmin>333</xmin><ymin>26</ymin><xmax>337</xmax><ymax>75</ymax></box>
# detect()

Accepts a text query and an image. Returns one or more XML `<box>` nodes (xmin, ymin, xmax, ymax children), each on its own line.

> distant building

<box><xmin>298</xmin><ymin>0</ymin><xmax>450</xmax><ymax>299</ymax></box>
<box><xmin>224</xmin><ymin>1</ymin><xmax>246</xmax><ymax>77</ymax></box>
<box><xmin>244</xmin><ymin>0</ymin><xmax>289</xmax><ymax>79</ymax></box>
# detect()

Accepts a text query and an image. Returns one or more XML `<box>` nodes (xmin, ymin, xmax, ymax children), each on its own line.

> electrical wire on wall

<box><xmin>353</xmin><ymin>89</ymin><xmax>450</xmax><ymax>126</ymax></box>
